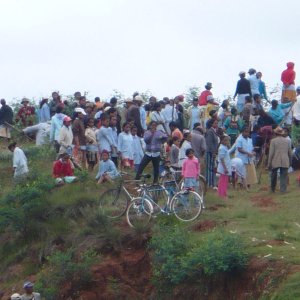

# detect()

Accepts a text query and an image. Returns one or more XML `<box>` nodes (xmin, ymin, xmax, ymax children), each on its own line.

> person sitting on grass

<box><xmin>52</xmin><ymin>153</ymin><xmax>78</xmax><ymax>186</ymax></box>
<box><xmin>182</xmin><ymin>148</ymin><xmax>199</xmax><ymax>191</ymax></box>
<box><xmin>96</xmin><ymin>150</ymin><xmax>120</xmax><ymax>184</ymax></box>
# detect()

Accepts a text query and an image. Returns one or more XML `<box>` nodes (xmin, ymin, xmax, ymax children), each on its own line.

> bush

<box><xmin>35</xmin><ymin>248</ymin><xmax>98</xmax><ymax>300</ymax></box>
<box><xmin>149</xmin><ymin>228</ymin><xmax>248</xmax><ymax>289</ymax></box>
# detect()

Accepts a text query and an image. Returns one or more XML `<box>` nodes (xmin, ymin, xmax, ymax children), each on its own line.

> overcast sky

<box><xmin>0</xmin><ymin>0</ymin><xmax>299</xmax><ymax>103</ymax></box>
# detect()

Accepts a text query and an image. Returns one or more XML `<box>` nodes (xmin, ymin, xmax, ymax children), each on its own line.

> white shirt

<box><xmin>23</xmin><ymin>122</ymin><xmax>51</xmax><ymax>146</ymax></box>
<box><xmin>161</xmin><ymin>104</ymin><xmax>178</xmax><ymax>123</ymax></box>
<box><xmin>248</xmin><ymin>74</ymin><xmax>260</xmax><ymax>95</ymax></box>
<box><xmin>150</xmin><ymin>111</ymin><xmax>166</xmax><ymax>133</ymax></box>
<box><xmin>293</xmin><ymin>95</ymin><xmax>300</xmax><ymax>121</ymax></box>
<box><xmin>96</xmin><ymin>126</ymin><xmax>114</xmax><ymax>153</ymax></box>
<box><xmin>13</xmin><ymin>147</ymin><xmax>29</xmax><ymax>178</ymax></box>
<box><xmin>132</xmin><ymin>135</ymin><xmax>144</xmax><ymax>164</ymax></box>
<box><xmin>178</xmin><ymin>140</ymin><xmax>192</xmax><ymax>167</ymax></box>
<box><xmin>117</xmin><ymin>132</ymin><xmax>134</xmax><ymax>159</ymax></box>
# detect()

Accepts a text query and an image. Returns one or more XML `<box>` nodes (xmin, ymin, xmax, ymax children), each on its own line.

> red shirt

<box><xmin>53</xmin><ymin>159</ymin><xmax>74</xmax><ymax>178</ymax></box>
<box><xmin>281</xmin><ymin>62</ymin><xmax>296</xmax><ymax>86</ymax></box>
<box><xmin>198</xmin><ymin>90</ymin><xmax>212</xmax><ymax>106</ymax></box>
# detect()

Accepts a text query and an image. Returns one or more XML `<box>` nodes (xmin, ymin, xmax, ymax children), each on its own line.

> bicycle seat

<box><xmin>141</xmin><ymin>174</ymin><xmax>151</xmax><ymax>179</ymax></box>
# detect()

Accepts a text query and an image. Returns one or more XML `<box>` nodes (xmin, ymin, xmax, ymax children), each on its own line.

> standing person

<box><xmin>15</xmin><ymin>98</ymin><xmax>35</xmax><ymax>127</ymax></box>
<box><xmin>110</xmin><ymin>115</ymin><xmax>119</xmax><ymax>167</ymax></box>
<box><xmin>161</xmin><ymin>98</ymin><xmax>178</xmax><ymax>135</ymax></box>
<box><xmin>204</xmin><ymin>96</ymin><xmax>218</xmax><ymax>127</ymax></box>
<box><xmin>0</xmin><ymin>99</ymin><xmax>13</xmax><ymax>140</ymax></box>
<box><xmin>85</xmin><ymin>118</ymin><xmax>98</xmax><ymax>172</ymax></box>
<box><xmin>268</xmin><ymin>127</ymin><xmax>292</xmax><ymax>193</ymax></box>
<box><xmin>50</xmin><ymin>106</ymin><xmax>66</xmax><ymax>153</ymax></box>
<box><xmin>118</xmin><ymin>122</ymin><xmax>134</xmax><ymax>169</ymax></box>
<box><xmin>182</xmin><ymin>148</ymin><xmax>199</xmax><ymax>190</ymax></box>
<box><xmin>8</xmin><ymin>142</ymin><xmax>29</xmax><ymax>181</ymax></box>
<box><xmin>248</xmin><ymin>68</ymin><xmax>260</xmax><ymax>96</ymax></box>
<box><xmin>21</xmin><ymin>281</ymin><xmax>41</xmax><ymax>300</ymax></box>
<box><xmin>217</xmin><ymin>136</ymin><xmax>231</xmax><ymax>199</ymax></box>
<box><xmin>191</xmin><ymin>123</ymin><xmax>207</xmax><ymax>167</ymax></box>
<box><xmin>96</xmin><ymin>150</ymin><xmax>119</xmax><ymax>183</ymax></box>
<box><xmin>218</xmin><ymin>100</ymin><xmax>231</xmax><ymax>127</ymax></box>
<box><xmin>72</xmin><ymin>108</ymin><xmax>87</xmax><ymax>168</ymax></box>
<box><xmin>242</xmin><ymin>96</ymin><xmax>253</xmax><ymax>126</ymax></box>
<box><xmin>235</xmin><ymin>127</ymin><xmax>257</xmax><ymax>187</ymax></box>
<box><xmin>174</xmin><ymin>95</ymin><xmax>185</xmax><ymax>131</ymax></box>
<box><xmin>224</xmin><ymin>107</ymin><xmax>243</xmax><ymax>146</ymax></box>
<box><xmin>134</xmin><ymin>95</ymin><xmax>147</xmax><ymax>131</ymax></box>
<box><xmin>135</xmin><ymin>121</ymin><xmax>168</xmax><ymax>183</ymax></box>
<box><xmin>132</xmin><ymin>125</ymin><xmax>144</xmax><ymax>172</ymax></box>
<box><xmin>233</xmin><ymin>71</ymin><xmax>252</xmax><ymax>113</ymax></box>
<box><xmin>49</xmin><ymin>91</ymin><xmax>62</xmax><ymax>117</ymax></box>
<box><xmin>58</xmin><ymin>116</ymin><xmax>73</xmax><ymax>155</ymax></box>
<box><xmin>187</xmin><ymin>97</ymin><xmax>203</xmax><ymax>130</ymax></box>
<box><xmin>292</xmin><ymin>86</ymin><xmax>300</xmax><ymax>147</ymax></box>
<box><xmin>257</xmin><ymin>72</ymin><xmax>268</xmax><ymax>100</ymax></box>
<box><xmin>268</xmin><ymin>99</ymin><xmax>292</xmax><ymax>125</ymax></box>
<box><xmin>178</xmin><ymin>131</ymin><xmax>192</xmax><ymax>167</ymax></box>
<box><xmin>199</xmin><ymin>82</ymin><xmax>213</xmax><ymax>107</ymax></box>
<box><xmin>169</xmin><ymin>136</ymin><xmax>181</xmax><ymax>167</ymax></box>
<box><xmin>126</xmin><ymin>98</ymin><xmax>143</xmax><ymax>136</ymax></box>
<box><xmin>38</xmin><ymin>98</ymin><xmax>50</xmax><ymax>123</ymax></box>
<box><xmin>150</xmin><ymin>102</ymin><xmax>167</xmax><ymax>134</ymax></box>
<box><xmin>281</xmin><ymin>62</ymin><xmax>296</xmax><ymax>102</ymax></box>
<box><xmin>205</xmin><ymin>119</ymin><xmax>219</xmax><ymax>188</ymax></box>
<box><xmin>169</xmin><ymin>121</ymin><xmax>183</xmax><ymax>141</ymax></box>
<box><xmin>96</xmin><ymin>113</ymin><xmax>115</xmax><ymax>155</ymax></box>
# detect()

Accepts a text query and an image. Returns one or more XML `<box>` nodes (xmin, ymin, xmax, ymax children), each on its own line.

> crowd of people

<box><xmin>1</xmin><ymin>62</ymin><xmax>300</xmax><ymax>299</ymax></box>
<box><xmin>1</xmin><ymin>62</ymin><xmax>300</xmax><ymax>196</ymax></box>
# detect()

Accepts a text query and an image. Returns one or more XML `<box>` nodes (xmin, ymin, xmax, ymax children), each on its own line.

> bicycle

<box><xmin>126</xmin><ymin>183</ymin><xmax>203</xmax><ymax>227</ymax></box>
<box><xmin>99</xmin><ymin>172</ymin><xmax>168</xmax><ymax>219</ymax></box>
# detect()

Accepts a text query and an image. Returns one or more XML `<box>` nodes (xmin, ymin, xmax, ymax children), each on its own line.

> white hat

<box><xmin>104</xmin><ymin>106</ymin><xmax>111</xmax><ymax>112</ymax></box>
<box><xmin>134</xmin><ymin>95</ymin><xmax>143</xmax><ymax>102</ymax></box>
<box><xmin>11</xmin><ymin>294</ymin><xmax>21</xmax><ymax>300</ymax></box>
<box><xmin>74</xmin><ymin>107</ymin><xmax>87</xmax><ymax>115</ymax></box>
<box><xmin>125</xmin><ymin>98</ymin><xmax>133</xmax><ymax>103</ymax></box>
<box><xmin>239</xmin><ymin>71</ymin><xmax>246</xmax><ymax>76</ymax></box>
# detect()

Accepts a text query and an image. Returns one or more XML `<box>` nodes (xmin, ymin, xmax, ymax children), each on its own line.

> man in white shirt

<box><xmin>248</xmin><ymin>68</ymin><xmax>260</xmax><ymax>96</ymax></box>
<box><xmin>21</xmin><ymin>281</ymin><xmax>41</xmax><ymax>300</ymax></box>
<box><xmin>161</xmin><ymin>98</ymin><xmax>178</xmax><ymax>135</ymax></box>
<box><xmin>292</xmin><ymin>86</ymin><xmax>300</xmax><ymax>121</ymax></box>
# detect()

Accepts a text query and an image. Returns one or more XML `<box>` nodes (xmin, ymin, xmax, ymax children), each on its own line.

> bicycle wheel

<box><xmin>179</xmin><ymin>175</ymin><xmax>207</xmax><ymax>199</ymax></box>
<box><xmin>171</xmin><ymin>190</ymin><xmax>202</xmax><ymax>222</ymax></box>
<box><xmin>145</xmin><ymin>184</ymin><xmax>169</xmax><ymax>215</ymax></box>
<box><xmin>126</xmin><ymin>197</ymin><xmax>153</xmax><ymax>228</ymax></box>
<box><xmin>99</xmin><ymin>188</ymin><xmax>129</xmax><ymax>219</ymax></box>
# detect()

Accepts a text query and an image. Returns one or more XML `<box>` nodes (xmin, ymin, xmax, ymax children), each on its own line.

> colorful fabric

<box><xmin>182</xmin><ymin>157</ymin><xmax>199</xmax><ymax>178</ymax></box>
<box><xmin>218</xmin><ymin>174</ymin><xmax>229</xmax><ymax>198</ymax></box>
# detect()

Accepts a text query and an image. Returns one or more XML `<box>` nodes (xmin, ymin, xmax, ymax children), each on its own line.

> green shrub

<box><xmin>35</xmin><ymin>248</ymin><xmax>98</xmax><ymax>300</ymax></box>
<box><xmin>149</xmin><ymin>228</ymin><xmax>248</xmax><ymax>288</ymax></box>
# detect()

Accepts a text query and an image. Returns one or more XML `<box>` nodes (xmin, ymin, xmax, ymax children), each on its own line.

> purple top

<box><xmin>144</xmin><ymin>130</ymin><xmax>168</xmax><ymax>153</ymax></box>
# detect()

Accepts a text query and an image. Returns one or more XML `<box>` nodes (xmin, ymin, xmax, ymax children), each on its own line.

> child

<box><xmin>96</xmin><ymin>113</ymin><xmax>115</xmax><ymax>155</ymax></box>
<box><xmin>110</xmin><ymin>115</ymin><xmax>119</xmax><ymax>167</ymax></box>
<box><xmin>131</xmin><ymin>125</ymin><xmax>144</xmax><ymax>172</ymax></box>
<box><xmin>53</xmin><ymin>153</ymin><xmax>78</xmax><ymax>185</ymax></box>
<box><xmin>96</xmin><ymin>150</ymin><xmax>119</xmax><ymax>183</ymax></box>
<box><xmin>117</xmin><ymin>122</ymin><xmax>134</xmax><ymax>169</ymax></box>
<box><xmin>217</xmin><ymin>135</ymin><xmax>231</xmax><ymax>199</ymax></box>
<box><xmin>182</xmin><ymin>148</ymin><xmax>199</xmax><ymax>190</ymax></box>
<box><xmin>85</xmin><ymin>118</ymin><xmax>98</xmax><ymax>171</ymax></box>
<box><xmin>169</xmin><ymin>136</ymin><xmax>180</xmax><ymax>168</ymax></box>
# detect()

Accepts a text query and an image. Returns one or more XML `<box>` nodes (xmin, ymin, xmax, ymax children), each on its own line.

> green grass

<box><xmin>1</xmin><ymin>138</ymin><xmax>300</xmax><ymax>298</ymax></box>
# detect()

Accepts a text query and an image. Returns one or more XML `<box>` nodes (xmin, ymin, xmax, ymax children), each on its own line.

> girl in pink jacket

<box><xmin>182</xmin><ymin>148</ymin><xmax>199</xmax><ymax>190</ymax></box>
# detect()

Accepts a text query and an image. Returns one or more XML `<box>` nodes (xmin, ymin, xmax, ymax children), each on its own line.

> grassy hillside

<box><xmin>1</xmin><ymin>137</ymin><xmax>300</xmax><ymax>299</ymax></box>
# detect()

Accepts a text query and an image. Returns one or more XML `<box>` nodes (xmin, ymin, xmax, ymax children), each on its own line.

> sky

<box><xmin>0</xmin><ymin>0</ymin><xmax>300</xmax><ymax>103</ymax></box>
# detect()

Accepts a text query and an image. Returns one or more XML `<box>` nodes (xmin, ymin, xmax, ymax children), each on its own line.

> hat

<box><xmin>11</xmin><ymin>294</ymin><xmax>21</xmax><ymax>300</ymax></box>
<box><xmin>74</xmin><ymin>107</ymin><xmax>87</xmax><ymax>115</ymax></box>
<box><xmin>21</xmin><ymin>98</ymin><xmax>30</xmax><ymax>104</ymax></box>
<box><xmin>239</xmin><ymin>71</ymin><xmax>246</xmax><ymax>76</ymax></box>
<box><xmin>23</xmin><ymin>281</ymin><xmax>34</xmax><ymax>289</ymax></box>
<box><xmin>125</xmin><ymin>98</ymin><xmax>133</xmax><ymax>103</ymax></box>
<box><xmin>63</xmin><ymin>116</ymin><xmax>72</xmax><ymax>122</ymax></box>
<box><xmin>207</xmin><ymin>95</ymin><xmax>214</xmax><ymax>102</ymax></box>
<box><xmin>274</xmin><ymin>127</ymin><xmax>284</xmax><ymax>135</ymax></box>
<box><xmin>104</xmin><ymin>106</ymin><xmax>111</xmax><ymax>112</ymax></box>
<box><xmin>205</xmin><ymin>82</ymin><xmax>212</xmax><ymax>88</ymax></box>
<box><xmin>134</xmin><ymin>95</ymin><xmax>143</xmax><ymax>102</ymax></box>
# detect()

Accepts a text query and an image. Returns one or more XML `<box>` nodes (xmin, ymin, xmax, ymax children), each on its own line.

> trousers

<box><xmin>270</xmin><ymin>167</ymin><xmax>288</xmax><ymax>193</ymax></box>
<box><xmin>135</xmin><ymin>154</ymin><xmax>160</xmax><ymax>183</ymax></box>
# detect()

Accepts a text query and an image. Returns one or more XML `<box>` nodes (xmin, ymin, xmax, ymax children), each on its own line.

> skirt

<box><xmin>245</xmin><ymin>163</ymin><xmax>257</xmax><ymax>185</ymax></box>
